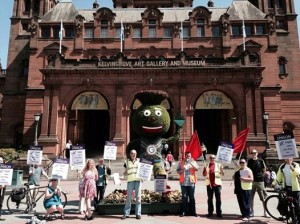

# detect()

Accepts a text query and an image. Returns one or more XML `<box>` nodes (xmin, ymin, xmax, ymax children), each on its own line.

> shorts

<box><xmin>252</xmin><ymin>181</ymin><xmax>267</xmax><ymax>201</ymax></box>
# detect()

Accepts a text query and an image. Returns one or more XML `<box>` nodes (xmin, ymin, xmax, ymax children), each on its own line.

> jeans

<box><xmin>181</xmin><ymin>185</ymin><xmax>196</xmax><ymax>215</ymax></box>
<box><xmin>124</xmin><ymin>181</ymin><xmax>141</xmax><ymax>216</ymax></box>
<box><xmin>207</xmin><ymin>185</ymin><xmax>222</xmax><ymax>215</ymax></box>
<box><xmin>236</xmin><ymin>189</ymin><xmax>251</xmax><ymax>218</ymax></box>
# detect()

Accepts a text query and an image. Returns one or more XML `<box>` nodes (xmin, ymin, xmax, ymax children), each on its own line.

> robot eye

<box><xmin>143</xmin><ymin>110</ymin><xmax>151</xmax><ymax>116</ymax></box>
<box><xmin>155</xmin><ymin>109</ymin><xmax>162</xmax><ymax>117</ymax></box>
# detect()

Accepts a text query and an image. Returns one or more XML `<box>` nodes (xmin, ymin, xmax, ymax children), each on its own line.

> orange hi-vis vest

<box><xmin>179</xmin><ymin>167</ymin><xmax>197</xmax><ymax>184</ymax></box>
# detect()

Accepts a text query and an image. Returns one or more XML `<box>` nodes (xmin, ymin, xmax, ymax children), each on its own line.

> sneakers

<box><xmin>121</xmin><ymin>215</ymin><xmax>129</xmax><ymax>220</ymax></box>
<box><xmin>264</xmin><ymin>212</ymin><xmax>270</xmax><ymax>218</ymax></box>
<box><xmin>242</xmin><ymin>217</ymin><xmax>250</xmax><ymax>222</ymax></box>
<box><xmin>136</xmin><ymin>215</ymin><xmax>141</xmax><ymax>219</ymax></box>
<box><xmin>249</xmin><ymin>212</ymin><xmax>254</xmax><ymax>217</ymax></box>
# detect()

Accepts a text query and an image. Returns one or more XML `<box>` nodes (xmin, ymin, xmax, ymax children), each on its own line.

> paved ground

<box><xmin>1</xmin><ymin>178</ymin><xmax>285</xmax><ymax>224</ymax></box>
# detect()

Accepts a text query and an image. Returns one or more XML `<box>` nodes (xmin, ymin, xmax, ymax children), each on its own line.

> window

<box><xmin>245</xmin><ymin>25</ymin><xmax>252</xmax><ymax>36</ymax></box>
<box><xmin>278</xmin><ymin>57</ymin><xmax>287</xmax><ymax>75</ymax></box>
<box><xmin>41</xmin><ymin>27</ymin><xmax>50</xmax><ymax>38</ymax></box>
<box><xmin>85</xmin><ymin>27</ymin><xmax>94</xmax><ymax>38</ymax></box>
<box><xmin>163</xmin><ymin>27</ymin><xmax>172</xmax><ymax>38</ymax></box>
<box><xmin>65</xmin><ymin>26</ymin><xmax>74</xmax><ymax>38</ymax></box>
<box><xmin>53</xmin><ymin>26</ymin><xmax>60</xmax><ymax>39</ymax></box>
<box><xmin>33</xmin><ymin>0</ymin><xmax>40</xmax><ymax>13</ymax></box>
<box><xmin>183</xmin><ymin>27</ymin><xmax>190</xmax><ymax>38</ymax></box>
<box><xmin>278</xmin><ymin>20</ymin><xmax>285</xmax><ymax>29</ymax></box>
<box><xmin>232</xmin><ymin>25</ymin><xmax>240</xmax><ymax>36</ymax></box>
<box><xmin>268</xmin><ymin>0</ymin><xmax>274</xmax><ymax>8</ymax></box>
<box><xmin>115</xmin><ymin>28</ymin><xmax>121</xmax><ymax>38</ymax></box>
<box><xmin>22</xmin><ymin>22</ymin><xmax>29</xmax><ymax>32</ymax></box>
<box><xmin>24</xmin><ymin>0</ymin><xmax>30</xmax><ymax>12</ymax></box>
<box><xmin>101</xmin><ymin>20</ymin><xmax>108</xmax><ymax>38</ymax></box>
<box><xmin>133</xmin><ymin>28</ymin><xmax>141</xmax><ymax>38</ymax></box>
<box><xmin>22</xmin><ymin>59</ymin><xmax>29</xmax><ymax>76</ymax></box>
<box><xmin>212</xmin><ymin>26</ymin><xmax>220</xmax><ymax>37</ymax></box>
<box><xmin>256</xmin><ymin>25</ymin><xmax>264</xmax><ymax>35</ymax></box>
<box><xmin>148</xmin><ymin>19</ymin><xmax>156</xmax><ymax>38</ymax></box>
<box><xmin>197</xmin><ymin>19</ymin><xmax>205</xmax><ymax>37</ymax></box>
<box><xmin>278</xmin><ymin>0</ymin><xmax>284</xmax><ymax>9</ymax></box>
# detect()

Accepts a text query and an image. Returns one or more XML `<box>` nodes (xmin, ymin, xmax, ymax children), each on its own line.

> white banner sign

<box><xmin>137</xmin><ymin>162</ymin><xmax>153</xmax><ymax>181</ymax></box>
<box><xmin>27</xmin><ymin>146</ymin><xmax>43</xmax><ymax>165</ymax></box>
<box><xmin>274</xmin><ymin>133</ymin><xmax>299</xmax><ymax>159</ymax></box>
<box><xmin>70</xmin><ymin>145</ymin><xmax>86</xmax><ymax>170</ymax></box>
<box><xmin>112</xmin><ymin>173</ymin><xmax>121</xmax><ymax>185</ymax></box>
<box><xmin>0</xmin><ymin>164</ymin><xmax>13</xmax><ymax>185</ymax></box>
<box><xmin>51</xmin><ymin>158</ymin><xmax>69</xmax><ymax>180</ymax></box>
<box><xmin>216</xmin><ymin>142</ymin><xmax>234</xmax><ymax>164</ymax></box>
<box><xmin>154</xmin><ymin>175</ymin><xmax>167</xmax><ymax>192</ymax></box>
<box><xmin>103</xmin><ymin>141</ymin><xmax>117</xmax><ymax>160</ymax></box>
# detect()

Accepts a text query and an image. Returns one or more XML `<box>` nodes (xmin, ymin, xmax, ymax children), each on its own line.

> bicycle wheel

<box><xmin>61</xmin><ymin>192</ymin><xmax>67</xmax><ymax>208</ymax></box>
<box><xmin>264</xmin><ymin>195</ymin><xmax>286</xmax><ymax>221</ymax></box>
<box><xmin>6</xmin><ymin>194</ymin><xmax>29</xmax><ymax>214</ymax></box>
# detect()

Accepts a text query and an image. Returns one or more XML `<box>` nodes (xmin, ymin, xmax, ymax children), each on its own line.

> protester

<box><xmin>79</xmin><ymin>159</ymin><xmax>98</xmax><ymax>220</ymax></box>
<box><xmin>166</xmin><ymin>151</ymin><xmax>174</xmax><ymax>167</ymax></box>
<box><xmin>65</xmin><ymin>140</ymin><xmax>72</xmax><ymax>159</ymax></box>
<box><xmin>94</xmin><ymin>158</ymin><xmax>111</xmax><ymax>207</ymax></box>
<box><xmin>122</xmin><ymin>149</ymin><xmax>142</xmax><ymax>220</ymax></box>
<box><xmin>273</xmin><ymin>158</ymin><xmax>300</xmax><ymax>222</ymax></box>
<box><xmin>234</xmin><ymin>159</ymin><xmax>253</xmax><ymax>222</ymax></box>
<box><xmin>77</xmin><ymin>170</ymin><xmax>86</xmax><ymax>215</ymax></box>
<box><xmin>247</xmin><ymin>149</ymin><xmax>269</xmax><ymax>217</ymax></box>
<box><xmin>202</xmin><ymin>154</ymin><xmax>224</xmax><ymax>218</ymax></box>
<box><xmin>177</xmin><ymin>151</ymin><xmax>199</xmax><ymax>217</ymax></box>
<box><xmin>43</xmin><ymin>178</ymin><xmax>65</xmax><ymax>220</ymax></box>
<box><xmin>201</xmin><ymin>143</ymin><xmax>207</xmax><ymax>160</ymax></box>
<box><xmin>28</xmin><ymin>164</ymin><xmax>50</xmax><ymax>202</ymax></box>
<box><xmin>264</xmin><ymin>165</ymin><xmax>276</xmax><ymax>188</ymax></box>
<box><xmin>0</xmin><ymin>157</ymin><xmax>6</xmax><ymax>221</ymax></box>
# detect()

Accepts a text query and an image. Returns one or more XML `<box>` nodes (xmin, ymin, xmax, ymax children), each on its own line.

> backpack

<box><xmin>264</xmin><ymin>171</ymin><xmax>272</xmax><ymax>185</ymax></box>
<box><xmin>11</xmin><ymin>188</ymin><xmax>26</xmax><ymax>203</ymax></box>
<box><xmin>277</xmin><ymin>196</ymin><xmax>289</xmax><ymax>216</ymax></box>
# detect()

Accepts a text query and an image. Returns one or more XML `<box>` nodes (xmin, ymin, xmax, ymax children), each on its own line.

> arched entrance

<box><xmin>67</xmin><ymin>91</ymin><xmax>110</xmax><ymax>158</ymax></box>
<box><xmin>193</xmin><ymin>90</ymin><xmax>234</xmax><ymax>154</ymax></box>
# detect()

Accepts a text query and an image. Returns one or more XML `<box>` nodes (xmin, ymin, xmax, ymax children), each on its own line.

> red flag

<box><xmin>186</xmin><ymin>131</ymin><xmax>202</xmax><ymax>160</ymax></box>
<box><xmin>233</xmin><ymin>127</ymin><xmax>250</xmax><ymax>153</ymax></box>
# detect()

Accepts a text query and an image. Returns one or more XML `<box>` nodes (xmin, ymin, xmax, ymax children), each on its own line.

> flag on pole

<box><xmin>186</xmin><ymin>131</ymin><xmax>202</xmax><ymax>160</ymax></box>
<box><xmin>59</xmin><ymin>20</ymin><xmax>64</xmax><ymax>54</ymax></box>
<box><xmin>120</xmin><ymin>19</ymin><xmax>125</xmax><ymax>41</ymax></box>
<box><xmin>179</xmin><ymin>21</ymin><xmax>184</xmax><ymax>51</ymax></box>
<box><xmin>242</xmin><ymin>20</ymin><xmax>246</xmax><ymax>51</ymax></box>
<box><xmin>233</xmin><ymin>127</ymin><xmax>250</xmax><ymax>153</ymax></box>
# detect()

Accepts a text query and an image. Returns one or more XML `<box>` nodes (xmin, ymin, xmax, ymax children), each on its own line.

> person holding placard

<box><xmin>43</xmin><ymin>178</ymin><xmax>65</xmax><ymax>221</ymax></box>
<box><xmin>176</xmin><ymin>151</ymin><xmax>199</xmax><ymax>217</ymax></box>
<box><xmin>121</xmin><ymin>149</ymin><xmax>142</xmax><ymax>220</ymax></box>
<box><xmin>233</xmin><ymin>159</ymin><xmax>253</xmax><ymax>222</ymax></box>
<box><xmin>79</xmin><ymin>159</ymin><xmax>98</xmax><ymax>220</ymax></box>
<box><xmin>94</xmin><ymin>158</ymin><xmax>111</xmax><ymax>207</ymax></box>
<box><xmin>247</xmin><ymin>149</ymin><xmax>269</xmax><ymax>218</ymax></box>
<box><xmin>202</xmin><ymin>154</ymin><xmax>224</xmax><ymax>218</ymax></box>
<box><xmin>273</xmin><ymin>158</ymin><xmax>300</xmax><ymax>222</ymax></box>
<box><xmin>65</xmin><ymin>140</ymin><xmax>72</xmax><ymax>159</ymax></box>
<box><xmin>0</xmin><ymin>157</ymin><xmax>6</xmax><ymax>221</ymax></box>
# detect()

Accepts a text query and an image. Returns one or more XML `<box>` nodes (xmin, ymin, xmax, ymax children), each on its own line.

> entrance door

<box><xmin>194</xmin><ymin>109</ymin><xmax>230</xmax><ymax>154</ymax></box>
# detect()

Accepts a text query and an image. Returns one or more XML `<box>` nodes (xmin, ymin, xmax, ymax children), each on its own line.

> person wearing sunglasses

<box><xmin>233</xmin><ymin>159</ymin><xmax>253</xmax><ymax>222</ymax></box>
<box><xmin>202</xmin><ymin>154</ymin><xmax>224</xmax><ymax>218</ymax></box>
<box><xmin>247</xmin><ymin>149</ymin><xmax>269</xmax><ymax>218</ymax></box>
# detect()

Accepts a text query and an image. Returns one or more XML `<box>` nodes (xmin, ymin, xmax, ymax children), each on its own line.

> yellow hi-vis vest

<box><xmin>179</xmin><ymin>168</ymin><xmax>197</xmax><ymax>184</ymax></box>
<box><xmin>205</xmin><ymin>163</ymin><xmax>222</xmax><ymax>186</ymax></box>
<box><xmin>126</xmin><ymin>159</ymin><xmax>140</xmax><ymax>182</ymax></box>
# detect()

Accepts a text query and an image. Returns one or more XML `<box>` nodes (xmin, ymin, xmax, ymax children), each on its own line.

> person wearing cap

<box><xmin>43</xmin><ymin>178</ymin><xmax>65</xmax><ymax>221</ymax></box>
<box><xmin>177</xmin><ymin>151</ymin><xmax>199</xmax><ymax>217</ymax></box>
<box><xmin>202</xmin><ymin>154</ymin><xmax>224</xmax><ymax>218</ymax></box>
<box><xmin>247</xmin><ymin>149</ymin><xmax>269</xmax><ymax>218</ymax></box>
<box><xmin>0</xmin><ymin>157</ymin><xmax>6</xmax><ymax>221</ymax></box>
<box><xmin>233</xmin><ymin>159</ymin><xmax>253</xmax><ymax>222</ymax></box>
<box><xmin>273</xmin><ymin>158</ymin><xmax>300</xmax><ymax>222</ymax></box>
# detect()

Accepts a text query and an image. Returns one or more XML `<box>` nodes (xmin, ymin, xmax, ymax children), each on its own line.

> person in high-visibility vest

<box><xmin>121</xmin><ymin>149</ymin><xmax>142</xmax><ymax>220</ymax></box>
<box><xmin>233</xmin><ymin>158</ymin><xmax>253</xmax><ymax>222</ymax></box>
<box><xmin>202</xmin><ymin>154</ymin><xmax>224</xmax><ymax>218</ymax></box>
<box><xmin>176</xmin><ymin>151</ymin><xmax>199</xmax><ymax>217</ymax></box>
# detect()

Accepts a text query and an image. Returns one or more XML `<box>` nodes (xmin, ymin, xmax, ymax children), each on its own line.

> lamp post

<box><xmin>263</xmin><ymin>112</ymin><xmax>271</xmax><ymax>150</ymax></box>
<box><xmin>34</xmin><ymin>113</ymin><xmax>41</xmax><ymax>146</ymax></box>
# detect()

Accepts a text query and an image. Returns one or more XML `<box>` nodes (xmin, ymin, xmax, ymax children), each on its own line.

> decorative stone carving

<box><xmin>267</xmin><ymin>13</ymin><xmax>276</xmax><ymax>35</ymax></box>
<box><xmin>208</xmin><ymin>0</ymin><xmax>214</xmax><ymax>7</ymax></box>
<box><xmin>75</xmin><ymin>15</ymin><xmax>85</xmax><ymax>37</ymax></box>
<box><xmin>221</xmin><ymin>13</ymin><xmax>230</xmax><ymax>34</ymax></box>
<box><xmin>124</xmin><ymin>24</ymin><xmax>131</xmax><ymax>37</ymax></box>
<box><xmin>82</xmin><ymin>78</ymin><xmax>95</xmax><ymax>89</ymax></box>
<box><xmin>29</xmin><ymin>16</ymin><xmax>39</xmax><ymax>35</ymax></box>
<box><xmin>173</xmin><ymin>24</ymin><xmax>180</xmax><ymax>37</ymax></box>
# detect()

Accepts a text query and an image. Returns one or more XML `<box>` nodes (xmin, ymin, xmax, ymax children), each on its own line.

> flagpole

<box><xmin>120</xmin><ymin>19</ymin><xmax>124</xmax><ymax>53</ymax></box>
<box><xmin>59</xmin><ymin>19</ymin><xmax>63</xmax><ymax>54</ymax></box>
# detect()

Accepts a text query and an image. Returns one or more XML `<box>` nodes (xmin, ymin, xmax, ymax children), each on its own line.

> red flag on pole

<box><xmin>233</xmin><ymin>127</ymin><xmax>250</xmax><ymax>153</ymax></box>
<box><xmin>180</xmin><ymin>133</ymin><xmax>187</xmax><ymax>167</ymax></box>
<box><xmin>186</xmin><ymin>131</ymin><xmax>202</xmax><ymax>160</ymax></box>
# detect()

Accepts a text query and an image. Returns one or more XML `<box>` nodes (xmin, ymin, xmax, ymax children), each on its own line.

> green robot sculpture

<box><xmin>126</xmin><ymin>90</ymin><xmax>183</xmax><ymax>176</ymax></box>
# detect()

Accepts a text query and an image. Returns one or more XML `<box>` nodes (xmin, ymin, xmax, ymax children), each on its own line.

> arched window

<box><xmin>278</xmin><ymin>57</ymin><xmax>287</xmax><ymax>77</ymax></box>
<box><xmin>100</xmin><ymin>20</ymin><xmax>108</xmax><ymax>38</ymax></box>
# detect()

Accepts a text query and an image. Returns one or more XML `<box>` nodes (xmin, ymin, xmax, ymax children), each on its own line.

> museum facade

<box><xmin>0</xmin><ymin>0</ymin><xmax>299</xmax><ymax>158</ymax></box>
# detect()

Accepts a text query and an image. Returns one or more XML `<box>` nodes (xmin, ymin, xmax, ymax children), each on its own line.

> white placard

<box><xmin>136</xmin><ymin>162</ymin><xmax>153</xmax><ymax>181</ymax></box>
<box><xmin>103</xmin><ymin>141</ymin><xmax>117</xmax><ymax>160</ymax></box>
<box><xmin>70</xmin><ymin>145</ymin><xmax>86</xmax><ymax>170</ymax></box>
<box><xmin>154</xmin><ymin>175</ymin><xmax>167</xmax><ymax>192</ymax></box>
<box><xmin>0</xmin><ymin>164</ymin><xmax>13</xmax><ymax>185</ymax></box>
<box><xmin>27</xmin><ymin>146</ymin><xmax>43</xmax><ymax>165</ymax></box>
<box><xmin>274</xmin><ymin>133</ymin><xmax>299</xmax><ymax>159</ymax></box>
<box><xmin>51</xmin><ymin>158</ymin><xmax>69</xmax><ymax>180</ymax></box>
<box><xmin>112</xmin><ymin>173</ymin><xmax>121</xmax><ymax>185</ymax></box>
<box><xmin>216</xmin><ymin>142</ymin><xmax>234</xmax><ymax>164</ymax></box>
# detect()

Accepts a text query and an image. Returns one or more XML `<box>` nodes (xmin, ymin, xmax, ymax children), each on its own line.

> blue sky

<box><xmin>0</xmin><ymin>0</ymin><xmax>299</xmax><ymax>69</ymax></box>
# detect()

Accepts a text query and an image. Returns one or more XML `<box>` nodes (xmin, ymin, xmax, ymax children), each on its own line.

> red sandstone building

<box><xmin>0</xmin><ymin>0</ymin><xmax>299</xmax><ymax>158</ymax></box>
